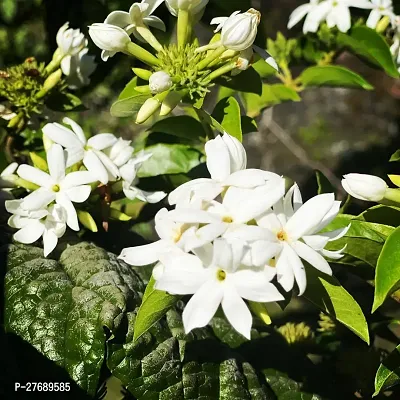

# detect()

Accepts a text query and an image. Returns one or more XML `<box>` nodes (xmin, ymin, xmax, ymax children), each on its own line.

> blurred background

<box><xmin>1</xmin><ymin>0</ymin><xmax>400</xmax><ymax>206</ymax></box>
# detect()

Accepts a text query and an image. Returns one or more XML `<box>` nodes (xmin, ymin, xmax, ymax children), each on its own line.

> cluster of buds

<box><xmin>88</xmin><ymin>0</ymin><xmax>279</xmax><ymax>124</ymax></box>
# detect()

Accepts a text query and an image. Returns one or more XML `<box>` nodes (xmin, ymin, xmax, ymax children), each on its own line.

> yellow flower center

<box><xmin>173</xmin><ymin>228</ymin><xmax>182</xmax><ymax>243</ymax></box>
<box><xmin>277</xmin><ymin>230</ymin><xmax>288</xmax><ymax>242</ymax></box>
<box><xmin>216</xmin><ymin>269</ymin><xmax>226</xmax><ymax>281</ymax></box>
<box><xmin>52</xmin><ymin>184</ymin><xmax>60</xmax><ymax>192</ymax></box>
<box><xmin>222</xmin><ymin>216</ymin><xmax>233</xmax><ymax>223</ymax></box>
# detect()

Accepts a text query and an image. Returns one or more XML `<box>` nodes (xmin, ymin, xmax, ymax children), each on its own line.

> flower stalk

<box><xmin>177</xmin><ymin>9</ymin><xmax>191</xmax><ymax>48</ymax></box>
<box><xmin>125</xmin><ymin>42</ymin><xmax>161</xmax><ymax>67</ymax></box>
<box><xmin>197</xmin><ymin>46</ymin><xmax>226</xmax><ymax>70</ymax></box>
<box><xmin>135</xmin><ymin>24</ymin><xmax>163</xmax><ymax>52</ymax></box>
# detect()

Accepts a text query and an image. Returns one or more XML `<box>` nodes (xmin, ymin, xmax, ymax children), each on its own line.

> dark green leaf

<box><xmin>390</xmin><ymin>149</ymin><xmax>400</xmax><ymax>162</ymax></box>
<box><xmin>299</xmin><ymin>65</ymin><xmax>373</xmax><ymax>90</ymax></box>
<box><xmin>374</xmin><ymin>344</ymin><xmax>400</xmax><ymax>396</ymax></box>
<box><xmin>212</xmin><ymin>97</ymin><xmax>242</xmax><ymax>142</ymax></box>
<box><xmin>217</xmin><ymin>67</ymin><xmax>262</xmax><ymax>95</ymax></box>
<box><xmin>133</xmin><ymin>277</ymin><xmax>180</xmax><ymax>341</ymax></box>
<box><xmin>303</xmin><ymin>265</ymin><xmax>370</xmax><ymax>344</ymax></box>
<box><xmin>45</xmin><ymin>92</ymin><xmax>86</xmax><ymax>112</ymax></box>
<box><xmin>356</xmin><ymin>205</ymin><xmax>400</xmax><ymax>227</ymax></box>
<box><xmin>337</xmin><ymin>26</ymin><xmax>399</xmax><ymax>78</ymax></box>
<box><xmin>110</xmin><ymin>94</ymin><xmax>151</xmax><ymax>118</ymax></box>
<box><xmin>241</xmin><ymin>116</ymin><xmax>258</xmax><ymax>134</ymax></box>
<box><xmin>137</xmin><ymin>143</ymin><xmax>204</xmax><ymax>177</ymax></box>
<box><xmin>3</xmin><ymin>242</ymin><xmax>144</xmax><ymax>395</ymax></box>
<box><xmin>373</xmin><ymin>226</ymin><xmax>400</xmax><ymax>312</ymax></box>
<box><xmin>196</xmin><ymin>108</ymin><xmax>226</xmax><ymax>134</ymax></box>
<box><xmin>315</xmin><ymin>170</ymin><xmax>334</xmax><ymax>195</ymax></box>
<box><xmin>252</xmin><ymin>58</ymin><xmax>277</xmax><ymax>78</ymax></box>
<box><xmin>149</xmin><ymin>116</ymin><xmax>206</xmax><ymax>141</ymax></box>
<box><xmin>0</xmin><ymin>0</ymin><xmax>17</xmax><ymax>22</ymax></box>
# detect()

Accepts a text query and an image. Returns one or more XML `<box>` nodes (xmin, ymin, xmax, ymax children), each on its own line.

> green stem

<box><xmin>204</xmin><ymin>61</ymin><xmax>237</xmax><ymax>82</ymax></box>
<box><xmin>197</xmin><ymin>46</ymin><xmax>226</xmax><ymax>70</ymax></box>
<box><xmin>44</xmin><ymin>49</ymin><xmax>63</xmax><ymax>75</ymax></box>
<box><xmin>177</xmin><ymin>9</ymin><xmax>190</xmax><ymax>48</ymax></box>
<box><xmin>7</xmin><ymin>111</ymin><xmax>24</xmax><ymax>129</ymax></box>
<box><xmin>384</xmin><ymin>188</ymin><xmax>400</xmax><ymax>203</ymax></box>
<box><xmin>135</xmin><ymin>25</ymin><xmax>163</xmax><ymax>52</ymax></box>
<box><xmin>125</xmin><ymin>42</ymin><xmax>160</xmax><ymax>67</ymax></box>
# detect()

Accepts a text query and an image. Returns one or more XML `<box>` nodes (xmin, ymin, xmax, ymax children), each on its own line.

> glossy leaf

<box><xmin>137</xmin><ymin>143</ymin><xmax>204</xmax><ymax>177</ymax></box>
<box><xmin>374</xmin><ymin>344</ymin><xmax>400</xmax><ymax>396</ymax></box>
<box><xmin>241</xmin><ymin>116</ymin><xmax>258</xmax><ymax>134</ymax></box>
<box><xmin>303</xmin><ymin>265</ymin><xmax>370</xmax><ymax>344</ymax></box>
<box><xmin>315</xmin><ymin>170</ymin><xmax>334</xmax><ymax>195</ymax></box>
<box><xmin>118</xmin><ymin>76</ymin><xmax>139</xmax><ymax>100</ymax></box>
<box><xmin>218</xmin><ymin>67</ymin><xmax>262</xmax><ymax>95</ymax></box>
<box><xmin>212</xmin><ymin>96</ymin><xmax>242</xmax><ymax>142</ymax></box>
<box><xmin>390</xmin><ymin>149</ymin><xmax>400</xmax><ymax>162</ymax></box>
<box><xmin>133</xmin><ymin>276</ymin><xmax>180</xmax><ymax>341</ymax></box>
<box><xmin>110</xmin><ymin>94</ymin><xmax>151</xmax><ymax>118</ymax></box>
<box><xmin>337</xmin><ymin>26</ymin><xmax>399</xmax><ymax>78</ymax></box>
<box><xmin>373</xmin><ymin>226</ymin><xmax>400</xmax><ymax>312</ymax></box>
<box><xmin>299</xmin><ymin>65</ymin><xmax>373</xmax><ymax>90</ymax></box>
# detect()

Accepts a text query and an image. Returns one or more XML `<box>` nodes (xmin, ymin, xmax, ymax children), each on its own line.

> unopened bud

<box><xmin>136</xmin><ymin>98</ymin><xmax>162</xmax><ymax>124</ymax></box>
<box><xmin>160</xmin><ymin>91</ymin><xmax>185</xmax><ymax>116</ymax></box>
<box><xmin>132</xmin><ymin>68</ymin><xmax>153</xmax><ymax>80</ymax></box>
<box><xmin>149</xmin><ymin>71</ymin><xmax>173</xmax><ymax>94</ymax></box>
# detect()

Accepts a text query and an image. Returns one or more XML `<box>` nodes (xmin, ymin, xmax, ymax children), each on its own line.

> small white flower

<box><xmin>61</xmin><ymin>48</ymin><xmax>97</xmax><ymax>89</ymax></box>
<box><xmin>119</xmin><ymin>151</ymin><xmax>167</xmax><ymax>202</ymax></box>
<box><xmin>342</xmin><ymin>173</ymin><xmax>389</xmax><ymax>201</ymax></box>
<box><xmin>56</xmin><ymin>22</ymin><xmax>87</xmax><ymax>57</ymax></box>
<box><xmin>88</xmin><ymin>23</ymin><xmax>132</xmax><ymax>59</ymax></box>
<box><xmin>391</xmin><ymin>17</ymin><xmax>400</xmax><ymax>69</ymax></box>
<box><xmin>165</xmin><ymin>0</ymin><xmax>209</xmax><ymax>16</ymax></box>
<box><xmin>155</xmin><ymin>239</ymin><xmax>284</xmax><ymax>338</ymax></box>
<box><xmin>6</xmin><ymin>200</ymin><xmax>67</xmax><ymax>257</ymax></box>
<box><xmin>366</xmin><ymin>0</ymin><xmax>395</xmax><ymax>29</ymax></box>
<box><xmin>0</xmin><ymin>163</ymin><xmax>18</xmax><ymax>189</ymax></box>
<box><xmin>43</xmin><ymin>118</ymin><xmax>119</xmax><ymax>185</ymax></box>
<box><xmin>16</xmin><ymin>144</ymin><xmax>96</xmax><ymax>231</ymax></box>
<box><xmin>0</xmin><ymin>105</ymin><xmax>17</xmax><ymax>121</ymax></box>
<box><xmin>169</xmin><ymin>132</ymin><xmax>284</xmax><ymax>205</ymax></box>
<box><xmin>211</xmin><ymin>9</ymin><xmax>261</xmax><ymax>51</ymax></box>
<box><xmin>99</xmin><ymin>0</ymin><xmax>166</xmax><ymax>61</ymax></box>
<box><xmin>149</xmin><ymin>71</ymin><xmax>173</xmax><ymax>94</ymax></box>
<box><xmin>288</xmin><ymin>0</ymin><xmax>372</xmax><ymax>34</ymax></box>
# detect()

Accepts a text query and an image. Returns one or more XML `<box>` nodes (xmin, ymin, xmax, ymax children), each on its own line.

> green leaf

<box><xmin>118</xmin><ymin>76</ymin><xmax>139</xmax><ymax>100</ymax></box>
<box><xmin>133</xmin><ymin>276</ymin><xmax>180</xmax><ymax>342</ymax></box>
<box><xmin>315</xmin><ymin>170</ymin><xmax>334</xmax><ymax>195</ymax></box>
<box><xmin>212</xmin><ymin>97</ymin><xmax>242</xmax><ymax>142</ymax></box>
<box><xmin>299</xmin><ymin>65</ymin><xmax>373</xmax><ymax>90</ymax></box>
<box><xmin>45</xmin><ymin>92</ymin><xmax>86</xmax><ymax>112</ymax></box>
<box><xmin>374</xmin><ymin>344</ymin><xmax>400</xmax><ymax>396</ymax></box>
<box><xmin>196</xmin><ymin>108</ymin><xmax>226</xmax><ymax>134</ymax></box>
<box><xmin>252</xmin><ymin>58</ymin><xmax>277</xmax><ymax>78</ymax></box>
<box><xmin>241</xmin><ymin>84</ymin><xmax>301</xmax><ymax>118</ymax></box>
<box><xmin>0</xmin><ymin>0</ymin><xmax>17</xmax><ymax>22</ymax></box>
<box><xmin>110</xmin><ymin>94</ymin><xmax>151</xmax><ymax>118</ymax></box>
<box><xmin>218</xmin><ymin>67</ymin><xmax>262</xmax><ymax>95</ymax></box>
<box><xmin>137</xmin><ymin>143</ymin><xmax>204</xmax><ymax>177</ymax></box>
<box><xmin>3</xmin><ymin>242</ymin><xmax>145</xmax><ymax>395</ymax></box>
<box><xmin>337</xmin><ymin>26</ymin><xmax>399</xmax><ymax>78</ymax></box>
<box><xmin>29</xmin><ymin>152</ymin><xmax>48</xmax><ymax>172</ymax></box>
<box><xmin>149</xmin><ymin>116</ymin><xmax>206</xmax><ymax>141</ymax></box>
<box><xmin>373</xmin><ymin>226</ymin><xmax>400</xmax><ymax>312</ymax></box>
<box><xmin>357</xmin><ymin>205</ymin><xmax>400</xmax><ymax>227</ymax></box>
<box><xmin>303</xmin><ymin>265</ymin><xmax>370</xmax><ymax>344</ymax></box>
<box><xmin>241</xmin><ymin>116</ymin><xmax>258</xmax><ymax>134</ymax></box>
<box><xmin>390</xmin><ymin>149</ymin><xmax>400</xmax><ymax>162</ymax></box>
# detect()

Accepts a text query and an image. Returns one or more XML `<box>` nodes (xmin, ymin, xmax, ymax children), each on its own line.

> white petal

<box><xmin>14</xmin><ymin>221</ymin><xmax>44</xmax><ymax>244</ymax></box>
<box><xmin>335</xmin><ymin>5</ymin><xmax>351</xmax><ymax>32</ymax></box>
<box><xmin>211</xmin><ymin>239</ymin><xmax>234</xmax><ymax>271</ymax></box>
<box><xmin>167</xmin><ymin>208</ymin><xmax>221</xmax><ymax>224</ymax></box>
<box><xmin>182</xmin><ymin>280</ymin><xmax>223</xmax><ymax>334</ymax></box>
<box><xmin>104</xmin><ymin>10</ymin><xmax>132</xmax><ymax>27</ymax></box>
<box><xmin>275</xmin><ymin>247</ymin><xmax>294</xmax><ymax>292</ymax></box>
<box><xmin>168</xmin><ymin>179</ymin><xmax>222</xmax><ymax>205</ymax></box>
<box><xmin>303</xmin><ymin>2</ymin><xmax>330</xmax><ymax>33</ymax></box>
<box><xmin>184</xmin><ymin>223</ymin><xmax>227</xmax><ymax>252</ymax></box>
<box><xmin>192</xmin><ymin>243</ymin><xmax>214</xmax><ymax>266</ymax></box>
<box><xmin>62</xmin><ymin>117</ymin><xmax>87</xmax><ymax>144</ymax></box>
<box><xmin>249</xmin><ymin>240</ymin><xmax>282</xmax><ymax>267</ymax></box>
<box><xmin>56</xmin><ymin>193</ymin><xmax>79</xmax><ymax>231</ymax></box>
<box><xmin>119</xmin><ymin>240</ymin><xmax>170</xmax><ymax>265</ymax></box>
<box><xmin>283</xmin><ymin>243</ymin><xmax>307</xmax><ymax>295</ymax></box>
<box><xmin>283</xmin><ymin>183</ymin><xmax>302</xmax><ymax>218</ymax></box>
<box><xmin>143</xmin><ymin>15</ymin><xmax>166</xmax><ymax>31</ymax></box>
<box><xmin>1</xmin><ymin>162</ymin><xmax>18</xmax><ymax>176</ymax></box>
<box><xmin>221</xmin><ymin>284</ymin><xmax>252</xmax><ymax>339</ymax></box>
<box><xmin>321</xmin><ymin>247</ymin><xmax>346</xmax><ymax>260</ymax></box>
<box><xmin>43</xmin><ymin>229</ymin><xmax>59</xmax><ymax>257</ymax></box>
<box><xmin>87</xmin><ymin>133</ymin><xmax>117</xmax><ymax>150</ymax></box>
<box><xmin>223</xmin><ymin>169</ymin><xmax>267</xmax><ymax>188</ymax></box>
<box><xmin>205</xmin><ymin>135</ymin><xmax>231</xmax><ymax>182</ymax></box>
<box><xmin>292</xmin><ymin>240</ymin><xmax>332</xmax><ymax>276</ymax></box>
<box><xmin>47</xmin><ymin>144</ymin><xmax>66</xmax><ymax>183</ymax></box>
<box><xmin>224</xmin><ymin>225</ymin><xmax>277</xmax><ymax>242</ymax></box>
<box><xmin>17</xmin><ymin>165</ymin><xmax>52</xmax><ymax>188</ymax></box>
<box><xmin>143</xmin><ymin>0</ymin><xmax>165</xmax><ymax>16</ymax></box>
<box><xmin>287</xmin><ymin>4</ymin><xmax>311</xmax><ymax>29</ymax></box>
<box><xmin>132</xmin><ymin>187</ymin><xmax>166</xmax><ymax>203</ymax></box>
<box><xmin>302</xmin><ymin>234</ymin><xmax>329</xmax><ymax>250</ymax></box>
<box><xmin>61</xmin><ymin>171</ymin><xmax>96</xmax><ymax>189</ymax></box>
<box><xmin>65</xmin><ymin>146</ymin><xmax>85</xmax><ymax>167</ymax></box>
<box><xmin>43</xmin><ymin>122</ymin><xmax>83</xmax><ymax>148</ymax></box>
<box><xmin>21</xmin><ymin>188</ymin><xmax>56</xmax><ymax>211</ymax></box>
<box><xmin>256</xmin><ymin>209</ymin><xmax>283</xmax><ymax>233</ymax></box>
<box><xmin>221</xmin><ymin>132</ymin><xmax>247</xmax><ymax>172</ymax></box>
<box><xmin>94</xmin><ymin>150</ymin><xmax>120</xmax><ymax>180</ymax></box>
<box><xmin>65</xmin><ymin>185</ymin><xmax>91</xmax><ymax>203</ymax></box>
<box><xmin>366</xmin><ymin>9</ymin><xmax>382</xmax><ymax>28</ymax></box>
<box><xmin>83</xmin><ymin>151</ymin><xmax>109</xmax><ymax>184</ymax></box>
<box><xmin>284</xmin><ymin>193</ymin><xmax>335</xmax><ymax>241</ymax></box>
<box><xmin>313</xmin><ymin>200</ymin><xmax>341</xmax><ymax>233</ymax></box>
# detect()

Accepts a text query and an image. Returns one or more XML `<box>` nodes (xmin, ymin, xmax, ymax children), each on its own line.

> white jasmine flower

<box><xmin>155</xmin><ymin>239</ymin><xmax>284</xmax><ymax>339</ymax></box>
<box><xmin>366</xmin><ymin>0</ymin><xmax>395</xmax><ymax>29</ymax></box>
<box><xmin>99</xmin><ymin>0</ymin><xmax>166</xmax><ymax>61</ymax></box>
<box><xmin>119</xmin><ymin>207</ymin><xmax>196</xmax><ymax>266</ymax></box>
<box><xmin>105</xmin><ymin>138</ymin><xmax>135</xmax><ymax>169</ymax></box>
<box><xmin>149</xmin><ymin>71</ymin><xmax>173</xmax><ymax>94</ymax></box>
<box><xmin>0</xmin><ymin>163</ymin><xmax>18</xmax><ymax>189</ymax></box>
<box><xmin>169</xmin><ymin>133</ymin><xmax>284</xmax><ymax>205</ymax></box>
<box><xmin>43</xmin><ymin>118</ymin><xmax>119</xmax><ymax>185</ymax></box>
<box><xmin>289</xmin><ymin>0</ymin><xmax>372</xmax><ymax>34</ymax></box>
<box><xmin>16</xmin><ymin>144</ymin><xmax>95</xmax><ymax>231</ymax></box>
<box><xmin>342</xmin><ymin>173</ymin><xmax>389</xmax><ymax>201</ymax></box>
<box><xmin>56</xmin><ymin>22</ymin><xmax>87</xmax><ymax>57</ymax></box>
<box><xmin>165</xmin><ymin>0</ymin><xmax>209</xmax><ymax>16</ymax></box>
<box><xmin>252</xmin><ymin>187</ymin><xmax>347</xmax><ymax>295</ymax></box>
<box><xmin>6</xmin><ymin>200</ymin><xmax>67</xmax><ymax>257</ymax></box>
<box><xmin>211</xmin><ymin>9</ymin><xmax>261</xmax><ymax>51</ymax></box>
<box><xmin>119</xmin><ymin>151</ymin><xmax>167</xmax><ymax>202</ymax></box>
<box><xmin>62</xmin><ymin>48</ymin><xmax>97</xmax><ymax>89</ymax></box>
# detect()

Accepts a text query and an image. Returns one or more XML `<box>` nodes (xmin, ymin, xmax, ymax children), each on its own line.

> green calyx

<box><xmin>156</xmin><ymin>44</ymin><xmax>214</xmax><ymax>101</ymax></box>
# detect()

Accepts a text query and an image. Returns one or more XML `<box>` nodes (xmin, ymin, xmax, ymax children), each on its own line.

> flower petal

<box><xmin>43</xmin><ymin>122</ymin><xmax>83</xmax><ymax>148</ymax></box>
<box><xmin>43</xmin><ymin>229</ymin><xmax>59</xmax><ymax>257</ymax></box>
<box><xmin>292</xmin><ymin>240</ymin><xmax>332</xmax><ymax>276</ymax></box>
<box><xmin>256</xmin><ymin>209</ymin><xmax>283</xmax><ymax>233</ymax></box>
<box><xmin>283</xmin><ymin>243</ymin><xmax>307</xmax><ymax>295</ymax></box>
<box><xmin>143</xmin><ymin>15</ymin><xmax>166</xmax><ymax>31</ymax></box>
<box><xmin>167</xmin><ymin>208</ymin><xmax>221</xmax><ymax>224</ymax></box>
<box><xmin>287</xmin><ymin>3</ymin><xmax>311</xmax><ymax>29</ymax></box>
<box><xmin>65</xmin><ymin>185</ymin><xmax>91</xmax><ymax>203</ymax></box>
<box><xmin>47</xmin><ymin>144</ymin><xmax>66</xmax><ymax>183</ymax></box>
<box><xmin>221</xmin><ymin>284</ymin><xmax>252</xmax><ymax>339</ymax></box>
<box><xmin>94</xmin><ymin>150</ymin><xmax>120</xmax><ymax>180</ymax></box>
<box><xmin>83</xmin><ymin>151</ymin><xmax>109</xmax><ymax>184</ymax></box>
<box><xmin>168</xmin><ymin>178</ymin><xmax>222</xmax><ymax>205</ymax></box>
<box><xmin>119</xmin><ymin>240</ymin><xmax>170</xmax><ymax>266</ymax></box>
<box><xmin>21</xmin><ymin>188</ymin><xmax>56</xmax><ymax>211</ymax></box>
<box><xmin>14</xmin><ymin>221</ymin><xmax>44</xmax><ymax>244</ymax></box>
<box><xmin>87</xmin><ymin>133</ymin><xmax>117</xmax><ymax>150</ymax></box>
<box><xmin>184</xmin><ymin>223</ymin><xmax>227</xmax><ymax>252</ymax></box>
<box><xmin>223</xmin><ymin>169</ymin><xmax>267</xmax><ymax>188</ymax></box>
<box><xmin>62</xmin><ymin>117</ymin><xmax>87</xmax><ymax>144</ymax></box>
<box><xmin>131</xmin><ymin>187</ymin><xmax>166</xmax><ymax>203</ymax></box>
<box><xmin>205</xmin><ymin>135</ymin><xmax>231</xmax><ymax>182</ymax></box>
<box><xmin>104</xmin><ymin>10</ymin><xmax>132</xmax><ymax>27</ymax></box>
<box><xmin>249</xmin><ymin>240</ymin><xmax>282</xmax><ymax>267</ymax></box>
<box><xmin>61</xmin><ymin>171</ymin><xmax>96</xmax><ymax>189</ymax></box>
<box><xmin>56</xmin><ymin>193</ymin><xmax>79</xmax><ymax>231</ymax></box>
<box><xmin>212</xmin><ymin>239</ymin><xmax>233</xmax><ymax>271</ymax></box>
<box><xmin>321</xmin><ymin>247</ymin><xmax>346</xmax><ymax>260</ymax></box>
<box><xmin>17</xmin><ymin>165</ymin><xmax>52</xmax><ymax>188</ymax></box>
<box><xmin>275</xmin><ymin>247</ymin><xmax>294</xmax><ymax>292</ymax></box>
<box><xmin>182</xmin><ymin>280</ymin><xmax>223</xmax><ymax>334</ymax></box>
<box><xmin>366</xmin><ymin>9</ymin><xmax>382</xmax><ymax>28</ymax></box>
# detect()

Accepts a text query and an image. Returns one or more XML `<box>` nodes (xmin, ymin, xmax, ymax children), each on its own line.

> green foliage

<box><xmin>374</xmin><ymin>344</ymin><xmax>400</xmax><ymax>396</ymax></box>
<box><xmin>110</xmin><ymin>94</ymin><xmax>151</xmax><ymax>118</ymax></box>
<box><xmin>267</xmin><ymin>32</ymin><xmax>300</xmax><ymax>67</ymax></box>
<box><xmin>373</xmin><ymin>226</ymin><xmax>400</xmax><ymax>312</ymax></box>
<box><xmin>390</xmin><ymin>149</ymin><xmax>400</xmax><ymax>162</ymax></box>
<box><xmin>212</xmin><ymin>97</ymin><xmax>242</xmax><ymax>142</ymax></box>
<box><xmin>315</xmin><ymin>170</ymin><xmax>335</xmax><ymax>195</ymax></box>
<box><xmin>217</xmin><ymin>67</ymin><xmax>262</xmax><ymax>95</ymax></box>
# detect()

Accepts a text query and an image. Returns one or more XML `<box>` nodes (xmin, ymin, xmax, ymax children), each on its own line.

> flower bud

<box><xmin>56</xmin><ymin>22</ymin><xmax>87</xmax><ymax>57</ymax></box>
<box><xmin>232</xmin><ymin>47</ymin><xmax>254</xmax><ymax>76</ymax></box>
<box><xmin>342</xmin><ymin>174</ymin><xmax>388</xmax><ymax>202</ymax></box>
<box><xmin>89</xmin><ymin>23</ymin><xmax>131</xmax><ymax>53</ymax></box>
<box><xmin>165</xmin><ymin>0</ymin><xmax>209</xmax><ymax>16</ymax></box>
<box><xmin>160</xmin><ymin>91</ymin><xmax>185</xmax><ymax>116</ymax></box>
<box><xmin>136</xmin><ymin>98</ymin><xmax>162</xmax><ymax>124</ymax></box>
<box><xmin>215</xmin><ymin>9</ymin><xmax>261</xmax><ymax>51</ymax></box>
<box><xmin>149</xmin><ymin>71</ymin><xmax>173</xmax><ymax>94</ymax></box>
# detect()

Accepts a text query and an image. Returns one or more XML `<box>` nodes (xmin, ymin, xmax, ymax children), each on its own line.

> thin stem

<box><xmin>177</xmin><ymin>9</ymin><xmax>190</xmax><ymax>48</ymax></box>
<box><xmin>136</xmin><ymin>25</ymin><xmax>163</xmax><ymax>52</ymax></box>
<box><xmin>204</xmin><ymin>61</ymin><xmax>237</xmax><ymax>82</ymax></box>
<box><xmin>125</xmin><ymin>42</ymin><xmax>160</xmax><ymax>67</ymax></box>
<box><xmin>197</xmin><ymin>46</ymin><xmax>226</xmax><ymax>70</ymax></box>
